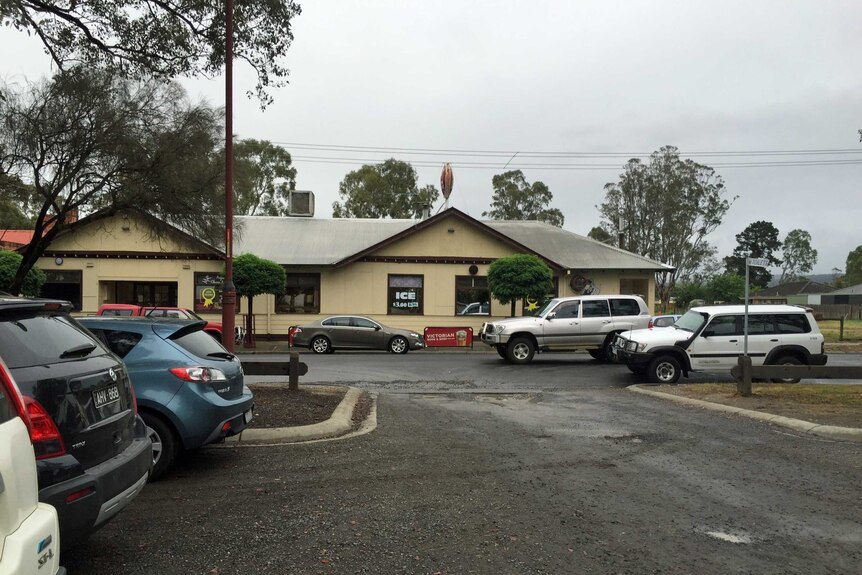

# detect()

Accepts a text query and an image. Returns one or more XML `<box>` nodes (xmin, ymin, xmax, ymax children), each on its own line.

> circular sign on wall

<box><xmin>570</xmin><ymin>275</ymin><xmax>586</xmax><ymax>292</ymax></box>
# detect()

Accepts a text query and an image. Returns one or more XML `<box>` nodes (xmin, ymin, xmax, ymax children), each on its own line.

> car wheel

<box><xmin>141</xmin><ymin>412</ymin><xmax>178</xmax><ymax>482</ymax></box>
<box><xmin>496</xmin><ymin>345</ymin><xmax>508</xmax><ymax>359</ymax></box>
<box><xmin>648</xmin><ymin>355</ymin><xmax>681</xmax><ymax>384</ymax></box>
<box><xmin>310</xmin><ymin>336</ymin><xmax>331</xmax><ymax>354</ymax></box>
<box><xmin>769</xmin><ymin>355</ymin><xmax>802</xmax><ymax>383</ymax></box>
<box><xmin>389</xmin><ymin>336</ymin><xmax>409</xmax><ymax>354</ymax></box>
<box><xmin>588</xmin><ymin>349</ymin><xmax>606</xmax><ymax>361</ymax></box>
<box><xmin>506</xmin><ymin>337</ymin><xmax>535</xmax><ymax>364</ymax></box>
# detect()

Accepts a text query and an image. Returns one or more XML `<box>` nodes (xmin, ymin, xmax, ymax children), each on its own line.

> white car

<box><xmin>0</xmin><ymin>357</ymin><xmax>65</xmax><ymax>575</ymax></box>
<box><xmin>612</xmin><ymin>305</ymin><xmax>827</xmax><ymax>384</ymax></box>
<box><xmin>480</xmin><ymin>295</ymin><xmax>651</xmax><ymax>364</ymax></box>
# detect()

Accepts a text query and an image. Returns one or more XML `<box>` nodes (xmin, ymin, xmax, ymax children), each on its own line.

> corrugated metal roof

<box><xmin>826</xmin><ymin>282</ymin><xmax>862</xmax><ymax>295</ymax></box>
<box><xmin>234</xmin><ymin>212</ymin><xmax>673</xmax><ymax>271</ymax></box>
<box><xmin>235</xmin><ymin>216</ymin><xmax>416</xmax><ymax>265</ymax></box>
<box><xmin>484</xmin><ymin>220</ymin><xmax>672</xmax><ymax>271</ymax></box>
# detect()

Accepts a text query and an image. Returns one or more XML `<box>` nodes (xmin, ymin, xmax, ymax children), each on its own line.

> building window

<box><xmin>455</xmin><ymin>276</ymin><xmax>490</xmax><ymax>316</ymax></box>
<box><xmin>109</xmin><ymin>281</ymin><xmax>177</xmax><ymax>307</ymax></box>
<box><xmin>41</xmin><ymin>270</ymin><xmax>82</xmax><ymax>311</ymax></box>
<box><xmin>388</xmin><ymin>274</ymin><xmax>423</xmax><ymax>315</ymax></box>
<box><xmin>277</xmin><ymin>273</ymin><xmax>320</xmax><ymax>314</ymax></box>
<box><xmin>522</xmin><ymin>276</ymin><xmax>559</xmax><ymax>315</ymax></box>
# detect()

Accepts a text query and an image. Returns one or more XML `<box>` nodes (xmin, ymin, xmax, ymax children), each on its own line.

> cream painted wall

<box><xmin>49</xmin><ymin>212</ymin><xmax>195</xmax><ymax>253</ymax></box>
<box><xmin>242</xmin><ymin>215</ymin><xmax>659</xmax><ymax>337</ymax></box>
<box><xmin>37</xmin><ymin>212</ymin><xmax>223</xmax><ymax>317</ymax></box>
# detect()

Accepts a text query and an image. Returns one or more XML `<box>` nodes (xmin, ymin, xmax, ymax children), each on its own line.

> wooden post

<box><xmin>289</xmin><ymin>351</ymin><xmax>301</xmax><ymax>391</ymax></box>
<box><xmin>839</xmin><ymin>316</ymin><xmax>845</xmax><ymax>342</ymax></box>
<box><xmin>737</xmin><ymin>356</ymin><xmax>753</xmax><ymax>397</ymax></box>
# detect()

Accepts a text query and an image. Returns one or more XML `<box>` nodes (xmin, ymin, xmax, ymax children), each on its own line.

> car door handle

<box><xmin>770</xmin><ymin>339</ymin><xmax>779</xmax><ymax>342</ymax></box>
<box><xmin>602</xmin><ymin>320</ymin><xmax>612</xmax><ymax>324</ymax></box>
<box><xmin>728</xmin><ymin>339</ymin><xmax>738</xmax><ymax>343</ymax></box>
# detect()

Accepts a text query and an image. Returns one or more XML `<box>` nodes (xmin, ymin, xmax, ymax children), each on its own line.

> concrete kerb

<box><xmin>224</xmin><ymin>385</ymin><xmax>370</xmax><ymax>445</ymax></box>
<box><xmin>629</xmin><ymin>384</ymin><xmax>862</xmax><ymax>442</ymax></box>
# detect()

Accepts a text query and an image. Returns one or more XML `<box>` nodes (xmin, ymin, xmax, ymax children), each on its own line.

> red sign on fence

<box><xmin>423</xmin><ymin>327</ymin><xmax>474</xmax><ymax>348</ymax></box>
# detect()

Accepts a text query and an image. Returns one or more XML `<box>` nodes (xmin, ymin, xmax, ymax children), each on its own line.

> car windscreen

<box><xmin>673</xmin><ymin>310</ymin><xmax>707</xmax><ymax>333</ymax></box>
<box><xmin>0</xmin><ymin>312</ymin><xmax>109</xmax><ymax>368</ymax></box>
<box><xmin>170</xmin><ymin>328</ymin><xmax>229</xmax><ymax>360</ymax></box>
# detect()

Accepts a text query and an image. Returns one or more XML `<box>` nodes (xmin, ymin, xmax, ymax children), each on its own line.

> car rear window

<box><xmin>776</xmin><ymin>313</ymin><xmax>811</xmax><ymax>334</ymax></box>
<box><xmin>103</xmin><ymin>308</ymin><xmax>134</xmax><ymax>316</ymax></box>
<box><xmin>87</xmin><ymin>328</ymin><xmax>144</xmax><ymax>359</ymax></box>
<box><xmin>171</xmin><ymin>328</ymin><xmax>227</xmax><ymax>359</ymax></box>
<box><xmin>0</xmin><ymin>312</ymin><xmax>108</xmax><ymax>368</ymax></box>
<box><xmin>610</xmin><ymin>298</ymin><xmax>641</xmax><ymax>316</ymax></box>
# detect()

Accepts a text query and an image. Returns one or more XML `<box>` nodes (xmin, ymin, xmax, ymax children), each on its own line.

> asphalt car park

<box><xmin>62</xmin><ymin>351</ymin><xmax>862</xmax><ymax>574</ymax></box>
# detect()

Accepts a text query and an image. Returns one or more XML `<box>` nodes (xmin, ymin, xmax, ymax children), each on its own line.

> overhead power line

<box><xmin>268</xmin><ymin>140</ymin><xmax>862</xmax><ymax>159</ymax></box>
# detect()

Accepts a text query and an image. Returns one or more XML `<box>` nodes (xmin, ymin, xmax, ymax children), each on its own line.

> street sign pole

<box><xmin>739</xmin><ymin>257</ymin><xmax>769</xmax><ymax>396</ymax></box>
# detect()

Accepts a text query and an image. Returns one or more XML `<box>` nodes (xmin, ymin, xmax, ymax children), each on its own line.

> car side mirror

<box><xmin>546</xmin><ymin>312</ymin><xmax>556</xmax><ymax>320</ymax></box>
<box><xmin>375</xmin><ymin>325</ymin><xmax>381</xmax><ymax>331</ymax></box>
<box><xmin>701</xmin><ymin>330</ymin><xmax>714</xmax><ymax>338</ymax></box>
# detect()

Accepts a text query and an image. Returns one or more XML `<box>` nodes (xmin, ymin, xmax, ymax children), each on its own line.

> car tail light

<box><xmin>66</xmin><ymin>487</ymin><xmax>95</xmax><ymax>504</ymax></box>
<box><xmin>22</xmin><ymin>396</ymin><xmax>67</xmax><ymax>459</ymax></box>
<box><xmin>648</xmin><ymin>319</ymin><xmax>654</xmax><ymax>329</ymax></box>
<box><xmin>169</xmin><ymin>367</ymin><xmax>227</xmax><ymax>383</ymax></box>
<box><xmin>130</xmin><ymin>383</ymin><xmax>138</xmax><ymax>415</ymax></box>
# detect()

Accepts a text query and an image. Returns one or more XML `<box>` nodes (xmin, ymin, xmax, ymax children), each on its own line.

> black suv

<box><xmin>0</xmin><ymin>296</ymin><xmax>152</xmax><ymax>549</ymax></box>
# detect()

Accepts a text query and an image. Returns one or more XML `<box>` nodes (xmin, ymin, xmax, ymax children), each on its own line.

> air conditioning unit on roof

<box><xmin>288</xmin><ymin>190</ymin><xmax>314</xmax><ymax>217</ymax></box>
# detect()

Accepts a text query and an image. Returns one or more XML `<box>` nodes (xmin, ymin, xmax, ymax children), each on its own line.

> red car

<box><xmin>96</xmin><ymin>304</ymin><xmax>244</xmax><ymax>345</ymax></box>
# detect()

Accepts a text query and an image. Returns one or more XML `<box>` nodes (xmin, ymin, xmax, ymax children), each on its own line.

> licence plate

<box><xmin>243</xmin><ymin>408</ymin><xmax>253</xmax><ymax>424</ymax></box>
<box><xmin>93</xmin><ymin>384</ymin><xmax>121</xmax><ymax>408</ymax></box>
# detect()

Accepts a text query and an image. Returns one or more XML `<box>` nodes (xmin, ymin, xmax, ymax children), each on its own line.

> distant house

<box><xmin>820</xmin><ymin>283</ymin><xmax>862</xmax><ymax>306</ymax></box>
<box><xmin>750</xmin><ymin>280</ymin><xmax>835</xmax><ymax>305</ymax></box>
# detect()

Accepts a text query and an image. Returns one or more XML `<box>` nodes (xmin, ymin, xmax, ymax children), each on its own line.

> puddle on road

<box><xmin>701</xmin><ymin>529</ymin><xmax>753</xmax><ymax>544</ymax></box>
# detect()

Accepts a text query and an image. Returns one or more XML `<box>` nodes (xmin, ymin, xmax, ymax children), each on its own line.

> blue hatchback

<box><xmin>78</xmin><ymin>317</ymin><xmax>254</xmax><ymax>480</ymax></box>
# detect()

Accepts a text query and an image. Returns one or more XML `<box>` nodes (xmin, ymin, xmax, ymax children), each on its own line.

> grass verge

<box><xmin>651</xmin><ymin>383</ymin><xmax>862</xmax><ymax>429</ymax></box>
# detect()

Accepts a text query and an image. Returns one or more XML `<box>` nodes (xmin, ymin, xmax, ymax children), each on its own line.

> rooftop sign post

<box><xmin>739</xmin><ymin>257</ymin><xmax>770</xmax><ymax>395</ymax></box>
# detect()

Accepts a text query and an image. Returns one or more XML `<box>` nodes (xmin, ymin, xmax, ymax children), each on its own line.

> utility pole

<box><xmin>221</xmin><ymin>0</ymin><xmax>236</xmax><ymax>352</ymax></box>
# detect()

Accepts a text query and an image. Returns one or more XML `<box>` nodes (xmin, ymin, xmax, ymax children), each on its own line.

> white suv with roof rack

<box><xmin>480</xmin><ymin>295</ymin><xmax>651</xmax><ymax>364</ymax></box>
<box><xmin>611</xmin><ymin>304</ymin><xmax>827</xmax><ymax>383</ymax></box>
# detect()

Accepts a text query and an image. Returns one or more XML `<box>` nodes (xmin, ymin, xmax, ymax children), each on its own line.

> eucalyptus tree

<box><xmin>1</xmin><ymin>0</ymin><xmax>302</xmax><ymax>105</ymax></box>
<box><xmin>0</xmin><ymin>67</ymin><xmax>225</xmax><ymax>293</ymax></box>
<box><xmin>598</xmin><ymin>146</ymin><xmax>735</xmax><ymax>310</ymax></box>
<box><xmin>483</xmin><ymin>170</ymin><xmax>564</xmax><ymax>227</ymax></box>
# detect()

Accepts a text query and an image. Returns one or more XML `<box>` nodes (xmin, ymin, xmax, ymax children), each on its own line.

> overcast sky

<box><xmin>2</xmin><ymin>0</ymin><xmax>860</xmax><ymax>275</ymax></box>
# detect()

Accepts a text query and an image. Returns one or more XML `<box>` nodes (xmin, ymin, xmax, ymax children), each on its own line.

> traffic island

<box><xmin>630</xmin><ymin>383</ymin><xmax>862</xmax><ymax>442</ymax></box>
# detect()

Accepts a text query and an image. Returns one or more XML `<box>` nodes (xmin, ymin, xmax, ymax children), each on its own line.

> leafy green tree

<box><xmin>233</xmin><ymin>253</ymin><xmax>286</xmax><ymax>348</ymax></box>
<box><xmin>598</xmin><ymin>146</ymin><xmax>735</xmax><ymax>311</ymax></box>
<box><xmin>723</xmin><ymin>221</ymin><xmax>782</xmax><ymax>287</ymax></box>
<box><xmin>846</xmin><ymin>246</ymin><xmax>862</xmax><ymax>287</ymax></box>
<box><xmin>0</xmin><ymin>252</ymin><xmax>45</xmax><ymax>296</ymax></box>
<box><xmin>672</xmin><ymin>282</ymin><xmax>708</xmax><ymax>312</ymax></box>
<box><xmin>778</xmin><ymin>229</ymin><xmax>817</xmax><ymax>284</ymax></box>
<box><xmin>332</xmin><ymin>159</ymin><xmax>439</xmax><ymax>218</ymax></box>
<box><xmin>0</xmin><ymin>67</ymin><xmax>225</xmax><ymax>294</ymax></box>
<box><xmin>587</xmin><ymin>226</ymin><xmax>614</xmax><ymax>244</ymax></box>
<box><xmin>488</xmin><ymin>254</ymin><xmax>553</xmax><ymax>316</ymax></box>
<box><xmin>1</xmin><ymin>0</ymin><xmax>301</xmax><ymax>105</ymax></box>
<box><xmin>234</xmin><ymin>139</ymin><xmax>297</xmax><ymax>216</ymax></box>
<box><xmin>0</xmin><ymin>174</ymin><xmax>34</xmax><ymax>228</ymax></box>
<box><xmin>706</xmin><ymin>273</ymin><xmax>746</xmax><ymax>304</ymax></box>
<box><xmin>483</xmin><ymin>170</ymin><xmax>564</xmax><ymax>227</ymax></box>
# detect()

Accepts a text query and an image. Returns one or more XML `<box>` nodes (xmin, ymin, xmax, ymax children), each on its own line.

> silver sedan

<box><xmin>292</xmin><ymin>316</ymin><xmax>425</xmax><ymax>354</ymax></box>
